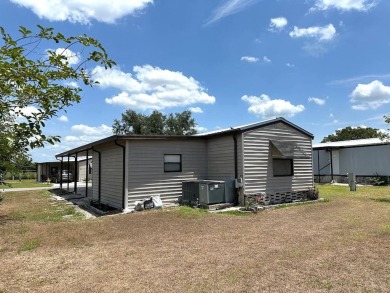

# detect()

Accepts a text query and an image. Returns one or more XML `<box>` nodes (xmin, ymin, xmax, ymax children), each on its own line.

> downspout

<box><xmin>233</xmin><ymin>131</ymin><xmax>239</xmax><ymax>205</ymax></box>
<box><xmin>233</xmin><ymin>132</ymin><xmax>239</xmax><ymax>179</ymax></box>
<box><xmin>317</xmin><ymin>150</ymin><xmax>320</xmax><ymax>183</ymax></box>
<box><xmin>67</xmin><ymin>155</ymin><xmax>70</xmax><ymax>191</ymax></box>
<box><xmin>92</xmin><ymin>147</ymin><xmax>102</xmax><ymax>203</ymax></box>
<box><xmin>85</xmin><ymin>150</ymin><xmax>89</xmax><ymax>199</ymax></box>
<box><xmin>74</xmin><ymin>152</ymin><xmax>78</xmax><ymax>194</ymax></box>
<box><xmin>114</xmin><ymin>140</ymin><xmax>126</xmax><ymax>210</ymax></box>
<box><xmin>329</xmin><ymin>149</ymin><xmax>334</xmax><ymax>182</ymax></box>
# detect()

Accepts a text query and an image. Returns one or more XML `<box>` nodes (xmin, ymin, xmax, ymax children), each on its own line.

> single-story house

<box><xmin>313</xmin><ymin>138</ymin><xmax>390</xmax><ymax>183</ymax></box>
<box><xmin>37</xmin><ymin>158</ymin><xmax>92</xmax><ymax>182</ymax></box>
<box><xmin>55</xmin><ymin>117</ymin><xmax>314</xmax><ymax>211</ymax></box>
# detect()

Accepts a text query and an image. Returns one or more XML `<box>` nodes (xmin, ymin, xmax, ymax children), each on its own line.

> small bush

<box><xmin>306</xmin><ymin>187</ymin><xmax>320</xmax><ymax>200</ymax></box>
<box><xmin>370</xmin><ymin>174</ymin><xmax>389</xmax><ymax>186</ymax></box>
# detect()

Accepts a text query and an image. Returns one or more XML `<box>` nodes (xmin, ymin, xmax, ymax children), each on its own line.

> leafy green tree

<box><xmin>382</xmin><ymin>115</ymin><xmax>390</xmax><ymax>141</ymax></box>
<box><xmin>145</xmin><ymin>110</ymin><xmax>166</xmax><ymax>135</ymax></box>
<box><xmin>112</xmin><ymin>110</ymin><xmax>197</xmax><ymax>135</ymax></box>
<box><xmin>0</xmin><ymin>25</ymin><xmax>115</xmax><ymax>172</ymax></box>
<box><xmin>165</xmin><ymin>110</ymin><xmax>197</xmax><ymax>135</ymax></box>
<box><xmin>321</xmin><ymin>126</ymin><xmax>382</xmax><ymax>143</ymax></box>
<box><xmin>0</xmin><ymin>111</ymin><xmax>28</xmax><ymax>174</ymax></box>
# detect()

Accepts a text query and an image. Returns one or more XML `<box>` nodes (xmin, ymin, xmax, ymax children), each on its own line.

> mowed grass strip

<box><xmin>0</xmin><ymin>179</ymin><xmax>52</xmax><ymax>189</ymax></box>
<box><xmin>0</xmin><ymin>185</ymin><xmax>389</xmax><ymax>292</ymax></box>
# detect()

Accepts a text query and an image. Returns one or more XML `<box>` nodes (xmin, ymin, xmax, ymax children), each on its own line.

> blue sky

<box><xmin>1</xmin><ymin>0</ymin><xmax>390</xmax><ymax>162</ymax></box>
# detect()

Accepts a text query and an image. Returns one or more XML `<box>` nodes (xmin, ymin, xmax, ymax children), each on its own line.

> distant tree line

<box><xmin>321</xmin><ymin>126</ymin><xmax>383</xmax><ymax>143</ymax></box>
<box><xmin>112</xmin><ymin>110</ymin><xmax>197</xmax><ymax>135</ymax></box>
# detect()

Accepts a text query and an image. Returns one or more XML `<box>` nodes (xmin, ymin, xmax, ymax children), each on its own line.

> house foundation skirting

<box><xmin>246</xmin><ymin>189</ymin><xmax>314</xmax><ymax>205</ymax></box>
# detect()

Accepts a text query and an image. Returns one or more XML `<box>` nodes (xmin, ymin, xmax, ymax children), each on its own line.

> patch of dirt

<box><xmin>0</xmin><ymin>189</ymin><xmax>389</xmax><ymax>292</ymax></box>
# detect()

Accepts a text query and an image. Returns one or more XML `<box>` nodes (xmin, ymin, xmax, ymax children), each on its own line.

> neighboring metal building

<box><xmin>313</xmin><ymin>138</ymin><xmax>390</xmax><ymax>183</ymax></box>
<box><xmin>55</xmin><ymin>117</ymin><xmax>314</xmax><ymax>211</ymax></box>
<box><xmin>36</xmin><ymin>158</ymin><xmax>92</xmax><ymax>182</ymax></box>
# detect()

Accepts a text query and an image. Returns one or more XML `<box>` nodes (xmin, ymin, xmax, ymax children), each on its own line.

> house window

<box><xmin>164</xmin><ymin>154</ymin><xmax>182</xmax><ymax>172</ymax></box>
<box><xmin>273</xmin><ymin>158</ymin><xmax>293</xmax><ymax>177</ymax></box>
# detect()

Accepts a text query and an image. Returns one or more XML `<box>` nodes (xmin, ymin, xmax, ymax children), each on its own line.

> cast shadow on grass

<box><xmin>371</xmin><ymin>198</ymin><xmax>390</xmax><ymax>204</ymax></box>
<box><xmin>0</xmin><ymin>214</ymin><xmax>11</xmax><ymax>226</ymax></box>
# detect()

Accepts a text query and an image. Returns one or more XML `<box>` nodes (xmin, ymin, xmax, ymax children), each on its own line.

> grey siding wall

<box><xmin>339</xmin><ymin>145</ymin><xmax>390</xmax><ymax>176</ymax></box>
<box><xmin>92</xmin><ymin>144</ymin><xmax>123</xmax><ymax>209</ymax></box>
<box><xmin>127</xmin><ymin>139</ymin><xmax>207</xmax><ymax>209</ymax></box>
<box><xmin>313</xmin><ymin>149</ymin><xmax>331</xmax><ymax>175</ymax></box>
<box><xmin>243</xmin><ymin>122</ymin><xmax>313</xmax><ymax>194</ymax></box>
<box><xmin>207</xmin><ymin>135</ymin><xmax>234</xmax><ymax>180</ymax></box>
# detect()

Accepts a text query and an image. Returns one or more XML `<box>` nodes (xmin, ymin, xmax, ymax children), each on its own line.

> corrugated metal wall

<box><xmin>243</xmin><ymin>122</ymin><xmax>313</xmax><ymax>194</ymax></box>
<box><xmin>92</xmin><ymin>144</ymin><xmax>123</xmax><ymax>209</ymax></box>
<box><xmin>339</xmin><ymin>145</ymin><xmax>390</xmax><ymax>175</ymax></box>
<box><xmin>127</xmin><ymin>139</ymin><xmax>207</xmax><ymax>209</ymax></box>
<box><xmin>312</xmin><ymin>149</ymin><xmax>331</xmax><ymax>175</ymax></box>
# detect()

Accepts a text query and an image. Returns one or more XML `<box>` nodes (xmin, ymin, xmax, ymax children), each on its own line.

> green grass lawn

<box><xmin>0</xmin><ymin>184</ymin><xmax>388</xmax><ymax>292</ymax></box>
<box><xmin>0</xmin><ymin>179</ymin><xmax>52</xmax><ymax>189</ymax></box>
<box><xmin>318</xmin><ymin>183</ymin><xmax>390</xmax><ymax>202</ymax></box>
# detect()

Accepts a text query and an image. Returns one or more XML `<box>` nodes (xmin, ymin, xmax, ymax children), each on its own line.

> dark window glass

<box><xmin>273</xmin><ymin>158</ymin><xmax>293</xmax><ymax>177</ymax></box>
<box><xmin>164</xmin><ymin>154</ymin><xmax>182</xmax><ymax>172</ymax></box>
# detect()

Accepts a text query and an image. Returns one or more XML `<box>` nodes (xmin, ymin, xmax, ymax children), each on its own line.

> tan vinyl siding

<box><xmin>92</xmin><ymin>144</ymin><xmax>123</xmax><ymax>209</ymax></box>
<box><xmin>206</xmin><ymin>135</ymin><xmax>237</xmax><ymax>180</ymax></box>
<box><xmin>127</xmin><ymin>140</ymin><xmax>207</xmax><ymax>209</ymax></box>
<box><xmin>243</xmin><ymin>122</ymin><xmax>313</xmax><ymax>194</ymax></box>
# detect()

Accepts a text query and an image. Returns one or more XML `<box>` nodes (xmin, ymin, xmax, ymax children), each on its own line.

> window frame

<box><xmin>272</xmin><ymin>158</ymin><xmax>294</xmax><ymax>177</ymax></box>
<box><xmin>163</xmin><ymin>154</ymin><xmax>182</xmax><ymax>173</ymax></box>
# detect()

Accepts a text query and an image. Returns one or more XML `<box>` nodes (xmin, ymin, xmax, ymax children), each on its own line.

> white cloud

<box><xmin>242</xmin><ymin>94</ymin><xmax>305</xmax><ymax>118</ymax></box>
<box><xmin>311</xmin><ymin>0</ymin><xmax>376</xmax><ymax>12</ymax></box>
<box><xmin>12</xmin><ymin>106</ymin><xmax>40</xmax><ymax>122</ymax></box>
<box><xmin>52</xmin><ymin>48</ymin><xmax>80</xmax><ymax>65</ymax></box>
<box><xmin>290</xmin><ymin>24</ymin><xmax>336</xmax><ymax>42</ymax></box>
<box><xmin>241</xmin><ymin>56</ymin><xmax>259</xmax><ymax>63</ymax></box>
<box><xmin>286</xmin><ymin>63</ymin><xmax>295</xmax><ymax>68</ymax></box>
<box><xmin>14</xmin><ymin>106</ymin><xmax>39</xmax><ymax>117</ymax></box>
<box><xmin>10</xmin><ymin>0</ymin><xmax>153</xmax><ymax>24</ymax></box>
<box><xmin>195</xmin><ymin>126</ymin><xmax>208</xmax><ymax>133</ymax></box>
<box><xmin>189</xmin><ymin>107</ymin><xmax>204</xmax><ymax>113</ymax></box>
<box><xmin>263</xmin><ymin>56</ymin><xmax>271</xmax><ymax>63</ymax></box>
<box><xmin>204</xmin><ymin>0</ymin><xmax>259</xmax><ymax>26</ymax></box>
<box><xmin>93</xmin><ymin>65</ymin><xmax>216</xmax><ymax>111</ymax></box>
<box><xmin>71</xmin><ymin>124</ymin><xmax>112</xmax><ymax>135</ymax></box>
<box><xmin>268</xmin><ymin>17</ymin><xmax>288</xmax><ymax>32</ymax></box>
<box><xmin>65</xmin><ymin>81</ymin><xmax>79</xmax><ymax>88</ymax></box>
<box><xmin>308</xmin><ymin>97</ymin><xmax>326</xmax><ymax>105</ymax></box>
<box><xmin>59</xmin><ymin>115</ymin><xmax>68</xmax><ymax>122</ymax></box>
<box><xmin>350</xmin><ymin>80</ymin><xmax>390</xmax><ymax>110</ymax></box>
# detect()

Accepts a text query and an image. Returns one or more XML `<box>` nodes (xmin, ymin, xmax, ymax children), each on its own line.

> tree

<box><xmin>321</xmin><ymin>126</ymin><xmax>382</xmax><ymax>143</ymax></box>
<box><xmin>382</xmin><ymin>115</ymin><xmax>390</xmax><ymax>141</ymax></box>
<box><xmin>112</xmin><ymin>110</ymin><xmax>197</xmax><ymax>135</ymax></box>
<box><xmin>0</xmin><ymin>25</ymin><xmax>115</xmax><ymax>172</ymax></box>
<box><xmin>165</xmin><ymin>111</ymin><xmax>197</xmax><ymax>135</ymax></box>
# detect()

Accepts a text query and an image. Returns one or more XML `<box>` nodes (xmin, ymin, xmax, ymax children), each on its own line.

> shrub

<box><xmin>370</xmin><ymin>174</ymin><xmax>389</xmax><ymax>186</ymax></box>
<box><xmin>306</xmin><ymin>187</ymin><xmax>319</xmax><ymax>200</ymax></box>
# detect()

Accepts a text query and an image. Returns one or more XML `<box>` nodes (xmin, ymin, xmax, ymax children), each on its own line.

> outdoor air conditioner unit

<box><xmin>182</xmin><ymin>180</ymin><xmax>236</xmax><ymax>206</ymax></box>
